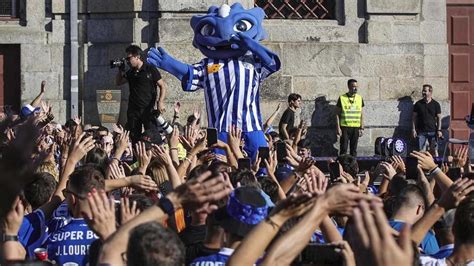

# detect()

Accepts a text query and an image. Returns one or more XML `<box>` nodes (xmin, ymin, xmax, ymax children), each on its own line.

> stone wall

<box><xmin>3</xmin><ymin>0</ymin><xmax>449</xmax><ymax>156</ymax></box>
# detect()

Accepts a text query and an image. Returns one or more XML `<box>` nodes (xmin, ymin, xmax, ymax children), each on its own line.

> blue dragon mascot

<box><xmin>147</xmin><ymin>3</ymin><xmax>280</xmax><ymax>159</ymax></box>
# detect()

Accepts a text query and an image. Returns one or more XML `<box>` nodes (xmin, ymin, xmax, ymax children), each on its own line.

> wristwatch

<box><xmin>2</xmin><ymin>234</ymin><xmax>19</xmax><ymax>242</ymax></box>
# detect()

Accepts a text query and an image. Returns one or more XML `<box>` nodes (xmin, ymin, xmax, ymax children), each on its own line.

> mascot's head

<box><xmin>190</xmin><ymin>3</ymin><xmax>267</xmax><ymax>59</ymax></box>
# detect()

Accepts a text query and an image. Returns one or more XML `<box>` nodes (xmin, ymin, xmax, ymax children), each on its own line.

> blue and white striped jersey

<box><xmin>184</xmin><ymin>52</ymin><xmax>278</xmax><ymax>133</ymax></box>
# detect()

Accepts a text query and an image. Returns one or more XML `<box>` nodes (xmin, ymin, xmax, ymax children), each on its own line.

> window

<box><xmin>0</xmin><ymin>0</ymin><xmax>19</xmax><ymax>18</ymax></box>
<box><xmin>255</xmin><ymin>0</ymin><xmax>335</xmax><ymax>19</ymax></box>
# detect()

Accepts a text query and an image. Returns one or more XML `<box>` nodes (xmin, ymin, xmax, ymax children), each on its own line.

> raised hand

<box><xmin>347</xmin><ymin>200</ymin><xmax>413</xmax><ymax>266</ymax></box>
<box><xmin>391</xmin><ymin>155</ymin><xmax>406</xmax><ymax>173</ymax></box>
<box><xmin>167</xmin><ymin>171</ymin><xmax>232</xmax><ymax>213</ymax></box>
<box><xmin>84</xmin><ymin>189</ymin><xmax>116</xmax><ymax>240</ymax></box>
<box><xmin>437</xmin><ymin>178</ymin><xmax>474</xmax><ymax>210</ymax></box>
<box><xmin>151</xmin><ymin>144</ymin><xmax>173</xmax><ymax>166</ymax></box>
<box><xmin>40</xmin><ymin>80</ymin><xmax>46</xmax><ymax>93</ymax></box>
<box><xmin>3</xmin><ymin>196</ymin><xmax>24</xmax><ymax>235</ymax></box>
<box><xmin>108</xmin><ymin>161</ymin><xmax>126</xmax><ymax>180</ymax></box>
<box><xmin>268</xmin><ymin>192</ymin><xmax>315</xmax><ymax>226</ymax></box>
<box><xmin>69</xmin><ymin>133</ymin><xmax>95</xmax><ymax>163</ymax></box>
<box><xmin>452</xmin><ymin>145</ymin><xmax>468</xmax><ymax>168</ymax></box>
<box><xmin>173</xmin><ymin>101</ymin><xmax>181</xmax><ymax>114</ymax></box>
<box><xmin>322</xmin><ymin>184</ymin><xmax>376</xmax><ymax>216</ymax></box>
<box><xmin>127</xmin><ymin>175</ymin><xmax>158</xmax><ymax>191</ymax></box>
<box><xmin>410</xmin><ymin>151</ymin><xmax>437</xmax><ymax>172</ymax></box>
<box><xmin>112</xmin><ymin>124</ymin><xmax>124</xmax><ymax>135</ymax></box>
<box><xmin>135</xmin><ymin>142</ymin><xmax>152</xmax><ymax>174</ymax></box>
<box><xmin>120</xmin><ymin>197</ymin><xmax>140</xmax><ymax>225</ymax></box>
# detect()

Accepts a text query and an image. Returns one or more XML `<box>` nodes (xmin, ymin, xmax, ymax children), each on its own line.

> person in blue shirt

<box><xmin>389</xmin><ymin>184</ymin><xmax>439</xmax><ymax>255</ymax></box>
<box><xmin>191</xmin><ymin>186</ymin><xmax>270</xmax><ymax>265</ymax></box>
<box><xmin>41</xmin><ymin>164</ymin><xmax>103</xmax><ymax>265</ymax></box>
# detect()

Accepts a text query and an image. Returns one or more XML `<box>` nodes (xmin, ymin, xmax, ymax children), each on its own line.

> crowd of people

<box><xmin>0</xmin><ymin>76</ymin><xmax>473</xmax><ymax>266</ymax></box>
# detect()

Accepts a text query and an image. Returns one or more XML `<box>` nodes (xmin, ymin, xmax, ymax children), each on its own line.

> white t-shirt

<box><xmin>420</xmin><ymin>256</ymin><xmax>474</xmax><ymax>266</ymax></box>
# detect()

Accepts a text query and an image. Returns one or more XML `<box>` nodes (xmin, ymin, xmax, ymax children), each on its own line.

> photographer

<box><xmin>115</xmin><ymin>45</ymin><xmax>167</xmax><ymax>143</ymax></box>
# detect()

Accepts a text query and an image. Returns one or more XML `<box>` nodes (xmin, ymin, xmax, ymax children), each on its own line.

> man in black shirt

<box><xmin>116</xmin><ymin>45</ymin><xmax>167</xmax><ymax>142</ymax></box>
<box><xmin>412</xmin><ymin>84</ymin><xmax>442</xmax><ymax>155</ymax></box>
<box><xmin>279</xmin><ymin>93</ymin><xmax>302</xmax><ymax>140</ymax></box>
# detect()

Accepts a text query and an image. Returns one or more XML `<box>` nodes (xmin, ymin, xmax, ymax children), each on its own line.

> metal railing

<box><xmin>255</xmin><ymin>0</ymin><xmax>335</xmax><ymax>19</ymax></box>
<box><xmin>0</xmin><ymin>0</ymin><xmax>18</xmax><ymax>17</ymax></box>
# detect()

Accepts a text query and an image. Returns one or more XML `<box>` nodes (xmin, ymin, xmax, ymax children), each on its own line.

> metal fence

<box><xmin>255</xmin><ymin>0</ymin><xmax>335</xmax><ymax>19</ymax></box>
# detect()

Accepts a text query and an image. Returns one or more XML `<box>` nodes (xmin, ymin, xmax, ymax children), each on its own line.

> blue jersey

<box><xmin>390</xmin><ymin>220</ymin><xmax>439</xmax><ymax>255</ymax></box>
<box><xmin>190</xmin><ymin>247</ymin><xmax>234</xmax><ymax>266</ymax></box>
<box><xmin>43</xmin><ymin>218</ymin><xmax>99</xmax><ymax>265</ymax></box>
<box><xmin>185</xmin><ymin>52</ymin><xmax>278</xmax><ymax>133</ymax></box>
<box><xmin>18</xmin><ymin>210</ymin><xmax>48</xmax><ymax>258</ymax></box>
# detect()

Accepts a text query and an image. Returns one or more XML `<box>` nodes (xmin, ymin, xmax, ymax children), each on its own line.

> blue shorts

<box><xmin>218</xmin><ymin>130</ymin><xmax>267</xmax><ymax>161</ymax></box>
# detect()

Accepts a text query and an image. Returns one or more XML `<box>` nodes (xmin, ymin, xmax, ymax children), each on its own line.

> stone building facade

<box><xmin>0</xmin><ymin>0</ymin><xmax>449</xmax><ymax>156</ymax></box>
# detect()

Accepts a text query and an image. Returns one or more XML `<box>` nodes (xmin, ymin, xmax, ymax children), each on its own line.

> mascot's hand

<box><xmin>230</xmin><ymin>33</ymin><xmax>273</xmax><ymax>66</ymax></box>
<box><xmin>147</xmin><ymin>47</ymin><xmax>189</xmax><ymax>80</ymax></box>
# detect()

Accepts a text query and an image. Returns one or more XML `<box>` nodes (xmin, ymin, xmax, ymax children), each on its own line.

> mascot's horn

<box><xmin>218</xmin><ymin>4</ymin><xmax>231</xmax><ymax>18</ymax></box>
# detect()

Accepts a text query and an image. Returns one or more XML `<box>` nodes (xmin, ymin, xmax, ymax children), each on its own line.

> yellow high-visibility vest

<box><xmin>339</xmin><ymin>94</ymin><xmax>363</xmax><ymax>127</ymax></box>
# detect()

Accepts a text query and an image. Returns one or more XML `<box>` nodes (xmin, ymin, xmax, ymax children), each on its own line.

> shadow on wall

<box><xmin>308</xmin><ymin>96</ymin><xmax>338</xmax><ymax>156</ymax></box>
<box><xmin>393</xmin><ymin>96</ymin><xmax>414</xmax><ymax>152</ymax></box>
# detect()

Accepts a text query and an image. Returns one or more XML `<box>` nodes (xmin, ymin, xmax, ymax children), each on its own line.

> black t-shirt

<box><xmin>279</xmin><ymin>108</ymin><xmax>295</xmax><ymax>138</ymax></box>
<box><xmin>185</xmin><ymin>243</ymin><xmax>220</xmax><ymax>265</ymax></box>
<box><xmin>179</xmin><ymin>224</ymin><xmax>206</xmax><ymax>246</ymax></box>
<box><xmin>413</xmin><ymin>99</ymin><xmax>441</xmax><ymax>132</ymax></box>
<box><xmin>126</xmin><ymin>63</ymin><xmax>162</xmax><ymax>109</ymax></box>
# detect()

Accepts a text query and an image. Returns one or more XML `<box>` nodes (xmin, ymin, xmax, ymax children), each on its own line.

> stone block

<box><xmin>134</xmin><ymin>17</ymin><xmax>158</xmax><ymax>44</ymax></box>
<box><xmin>360</xmin><ymin>54</ymin><xmax>423</xmax><ymax>77</ymax></box>
<box><xmin>50</xmin><ymin>45</ymin><xmax>70</xmax><ymax>72</ymax></box>
<box><xmin>293</xmin><ymin>76</ymin><xmax>380</xmax><ymax>102</ymax></box>
<box><xmin>421</xmin><ymin>21</ymin><xmax>447</xmax><ymax>44</ymax></box>
<box><xmin>22</xmin><ymin>72</ymin><xmax>60</xmax><ymax>99</ymax></box>
<box><xmin>260</xmin><ymin>75</ymin><xmax>292</xmax><ymax>100</ymax></box>
<box><xmin>422</xmin><ymin>0</ymin><xmax>446</xmax><ymax>22</ymax></box>
<box><xmin>280</xmin><ymin>44</ymin><xmax>362</xmax><ymax>77</ymax></box>
<box><xmin>52</xmin><ymin>0</ymin><xmax>66</xmax><ymax>13</ymax></box>
<box><xmin>26</xmin><ymin>0</ymin><xmax>45</xmax><ymax>30</ymax></box>
<box><xmin>366</xmin><ymin>21</ymin><xmax>393</xmax><ymax>43</ymax></box>
<box><xmin>87</xmin><ymin>19</ymin><xmax>134</xmax><ymax>43</ymax></box>
<box><xmin>263</xmin><ymin>20</ymin><xmax>358</xmax><ymax>43</ymax></box>
<box><xmin>367</xmin><ymin>0</ymin><xmax>421</xmax><ymax>14</ymax></box>
<box><xmin>363</xmin><ymin>100</ymin><xmax>412</xmax><ymax>127</ymax></box>
<box><xmin>51</xmin><ymin>20</ymin><xmax>66</xmax><ymax>44</ymax></box>
<box><xmin>379</xmin><ymin>77</ymin><xmax>424</xmax><ymax>100</ymax></box>
<box><xmin>424</xmin><ymin>77</ymin><xmax>449</xmax><ymax>100</ymax></box>
<box><xmin>360</xmin><ymin>44</ymin><xmax>424</xmax><ymax>55</ymax></box>
<box><xmin>158</xmin><ymin>18</ymin><xmax>194</xmax><ymax>43</ymax></box>
<box><xmin>423</xmin><ymin>44</ymin><xmax>448</xmax><ymax>55</ymax></box>
<box><xmin>392</xmin><ymin>22</ymin><xmax>420</xmax><ymax>43</ymax></box>
<box><xmin>158</xmin><ymin>0</ymin><xmax>253</xmax><ymax>12</ymax></box>
<box><xmin>21</xmin><ymin>44</ymin><xmax>52</xmax><ymax>72</ymax></box>
<box><xmin>0</xmin><ymin>29</ymin><xmax>45</xmax><ymax>44</ymax></box>
<box><xmin>424</xmin><ymin>55</ymin><xmax>448</xmax><ymax>77</ymax></box>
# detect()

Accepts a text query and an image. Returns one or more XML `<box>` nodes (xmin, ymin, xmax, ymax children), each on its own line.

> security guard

<box><xmin>336</xmin><ymin>79</ymin><xmax>364</xmax><ymax>157</ymax></box>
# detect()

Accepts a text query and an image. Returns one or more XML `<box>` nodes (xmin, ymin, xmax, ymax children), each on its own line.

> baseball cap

<box><xmin>20</xmin><ymin>104</ymin><xmax>41</xmax><ymax>118</ymax></box>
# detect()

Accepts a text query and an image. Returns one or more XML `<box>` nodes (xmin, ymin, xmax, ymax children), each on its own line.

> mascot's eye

<box><xmin>233</xmin><ymin>20</ymin><xmax>252</xmax><ymax>32</ymax></box>
<box><xmin>200</xmin><ymin>24</ymin><xmax>215</xmax><ymax>36</ymax></box>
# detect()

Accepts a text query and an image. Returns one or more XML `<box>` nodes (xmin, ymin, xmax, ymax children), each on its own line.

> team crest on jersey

<box><xmin>207</xmin><ymin>64</ymin><xmax>221</xmax><ymax>74</ymax></box>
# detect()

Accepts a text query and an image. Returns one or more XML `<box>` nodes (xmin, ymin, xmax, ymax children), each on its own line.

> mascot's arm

<box><xmin>147</xmin><ymin>47</ymin><xmax>195</xmax><ymax>90</ymax></box>
<box><xmin>231</xmin><ymin>33</ymin><xmax>281</xmax><ymax>72</ymax></box>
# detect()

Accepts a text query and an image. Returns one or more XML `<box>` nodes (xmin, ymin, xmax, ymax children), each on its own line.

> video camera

<box><xmin>110</xmin><ymin>58</ymin><xmax>126</xmax><ymax>69</ymax></box>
